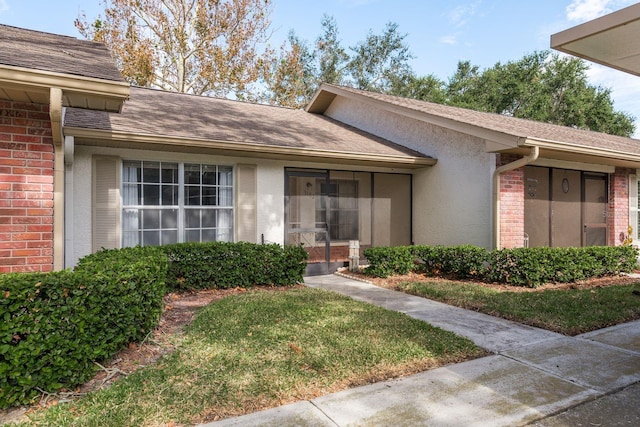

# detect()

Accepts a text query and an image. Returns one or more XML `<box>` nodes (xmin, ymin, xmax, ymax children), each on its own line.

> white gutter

<box><xmin>492</xmin><ymin>146</ymin><xmax>539</xmax><ymax>249</ymax></box>
<box><xmin>50</xmin><ymin>87</ymin><xmax>65</xmax><ymax>271</ymax></box>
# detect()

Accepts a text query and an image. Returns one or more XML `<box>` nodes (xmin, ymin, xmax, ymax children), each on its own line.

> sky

<box><xmin>1</xmin><ymin>0</ymin><xmax>640</xmax><ymax>136</ymax></box>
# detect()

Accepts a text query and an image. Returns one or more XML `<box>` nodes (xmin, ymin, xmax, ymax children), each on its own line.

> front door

<box><xmin>285</xmin><ymin>170</ymin><xmax>331</xmax><ymax>275</ymax></box>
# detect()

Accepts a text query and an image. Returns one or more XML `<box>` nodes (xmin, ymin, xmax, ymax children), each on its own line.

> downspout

<box><xmin>492</xmin><ymin>146</ymin><xmax>539</xmax><ymax>250</ymax></box>
<box><xmin>50</xmin><ymin>88</ymin><xmax>64</xmax><ymax>271</ymax></box>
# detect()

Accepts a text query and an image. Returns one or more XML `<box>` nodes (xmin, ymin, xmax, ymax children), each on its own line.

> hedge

<box><xmin>0</xmin><ymin>242</ymin><xmax>307</xmax><ymax>408</ymax></box>
<box><xmin>364</xmin><ymin>244</ymin><xmax>639</xmax><ymax>287</ymax></box>
<box><xmin>163</xmin><ymin>242</ymin><xmax>308</xmax><ymax>290</ymax></box>
<box><xmin>0</xmin><ymin>246</ymin><xmax>167</xmax><ymax>409</ymax></box>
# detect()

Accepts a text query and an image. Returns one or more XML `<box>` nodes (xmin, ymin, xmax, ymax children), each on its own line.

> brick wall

<box><xmin>609</xmin><ymin>167</ymin><xmax>631</xmax><ymax>246</ymax></box>
<box><xmin>0</xmin><ymin>100</ymin><xmax>54</xmax><ymax>273</ymax></box>
<box><xmin>497</xmin><ymin>154</ymin><xmax>525</xmax><ymax>249</ymax></box>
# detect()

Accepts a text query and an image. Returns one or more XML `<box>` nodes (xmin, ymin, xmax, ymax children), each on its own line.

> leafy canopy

<box><xmin>76</xmin><ymin>0</ymin><xmax>274</xmax><ymax>99</ymax></box>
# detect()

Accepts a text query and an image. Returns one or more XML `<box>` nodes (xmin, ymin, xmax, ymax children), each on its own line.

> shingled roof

<box><xmin>0</xmin><ymin>24</ymin><xmax>125</xmax><ymax>82</ymax></box>
<box><xmin>309</xmin><ymin>84</ymin><xmax>640</xmax><ymax>159</ymax></box>
<box><xmin>64</xmin><ymin>86</ymin><xmax>433</xmax><ymax>166</ymax></box>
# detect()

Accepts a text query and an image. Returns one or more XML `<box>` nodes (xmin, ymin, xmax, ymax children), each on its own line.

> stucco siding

<box><xmin>324</xmin><ymin>96</ymin><xmax>494</xmax><ymax>248</ymax></box>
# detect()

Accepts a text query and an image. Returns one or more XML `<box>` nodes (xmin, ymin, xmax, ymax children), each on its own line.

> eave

<box><xmin>0</xmin><ymin>65</ymin><xmax>130</xmax><ymax>112</ymax></box>
<box><xmin>64</xmin><ymin>127</ymin><xmax>437</xmax><ymax>169</ymax></box>
<box><xmin>550</xmin><ymin>3</ymin><xmax>640</xmax><ymax>77</ymax></box>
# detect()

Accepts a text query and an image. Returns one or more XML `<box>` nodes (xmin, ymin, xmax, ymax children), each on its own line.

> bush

<box><xmin>0</xmin><ymin>246</ymin><xmax>167</xmax><ymax>409</ymax></box>
<box><xmin>413</xmin><ymin>245</ymin><xmax>489</xmax><ymax>279</ymax></box>
<box><xmin>164</xmin><ymin>242</ymin><xmax>307</xmax><ymax>290</ymax></box>
<box><xmin>364</xmin><ymin>244</ymin><xmax>638</xmax><ymax>287</ymax></box>
<box><xmin>363</xmin><ymin>246</ymin><xmax>414</xmax><ymax>278</ymax></box>
<box><xmin>483</xmin><ymin>246</ymin><xmax>638</xmax><ymax>287</ymax></box>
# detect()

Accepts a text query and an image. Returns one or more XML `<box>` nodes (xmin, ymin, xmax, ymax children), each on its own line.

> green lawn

<box><xmin>397</xmin><ymin>279</ymin><xmax>640</xmax><ymax>335</ymax></box>
<box><xmin>19</xmin><ymin>288</ymin><xmax>484</xmax><ymax>426</ymax></box>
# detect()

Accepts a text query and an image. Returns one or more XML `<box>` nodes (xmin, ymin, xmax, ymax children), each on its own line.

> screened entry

<box><xmin>524</xmin><ymin>166</ymin><xmax>608</xmax><ymax>247</ymax></box>
<box><xmin>285</xmin><ymin>169</ymin><xmax>412</xmax><ymax>275</ymax></box>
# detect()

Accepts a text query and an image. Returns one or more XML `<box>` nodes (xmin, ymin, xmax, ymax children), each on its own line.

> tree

<box><xmin>75</xmin><ymin>0</ymin><xmax>274</xmax><ymax>98</ymax></box>
<box><xmin>388</xmin><ymin>73</ymin><xmax>447</xmax><ymax>103</ymax></box>
<box><xmin>264</xmin><ymin>17</ymin><xmax>415</xmax><ymax>107</ymax></box>
<box><xmin>264</xmin><ymin>31</ymin><xmax>316</xmax><ymax>109</ymax></box>
<box><xmin>315</xmin><ymin>15</ymin><xmax>349</xmax><ymax>86</ymax></box>
<box><xmin>443</xmin><ymin>51</ymin><xmax>635</xmax><ymax>137</ymax></box>
<box><xmin>346</xmin><ymin>22</ymin><xmax>414</xmax><ymax>92</ymax></box>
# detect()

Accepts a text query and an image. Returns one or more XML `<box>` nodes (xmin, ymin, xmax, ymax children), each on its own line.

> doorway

<box><xmin>524</xmin><ymin>166</ymin><xmax>608</xmax><ymax>247</ymax></box>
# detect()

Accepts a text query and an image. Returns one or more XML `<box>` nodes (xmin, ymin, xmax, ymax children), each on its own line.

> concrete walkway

<box><xmin>201</xmin><ymin>274</ymin><xmax>640</xmax><ymax>427</ymax></box>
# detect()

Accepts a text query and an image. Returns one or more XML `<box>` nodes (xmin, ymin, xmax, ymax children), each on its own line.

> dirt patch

<box><xmin>340</xmin><ymin>269</ymin><xmax>640</xmax><ymax>292</ymax></box>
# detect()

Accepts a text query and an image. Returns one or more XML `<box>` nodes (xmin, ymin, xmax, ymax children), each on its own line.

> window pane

<box><xmin>218</xmin><ymin>209</ymin><xmax>232</xmax><ymax>228</ymax></box>
<box><xmin>202</xmin><ymin>165</ymin><xmax>217</xmax><ymax>185</ymax></box>
<box><xmin>143</xmin><ymin>184</ymin><xmax>160</xmax><ymax>205</ymax></box>
<box><xmin>185</xmin><ymin>185</ymin><xmax>200</xmax><ymax>205</ymax></box>
<box><xmin>142</xmin><ymin>209</ymin><xmax>160</xmax><ymax>229</ymax></box>
<box><xmin>217</xmin><ymin>228</ymin><xmax>232</xmax><ymax>242</ymax></box>
<box><xmin>123</xmin><ymin>209</ymin><xmax>140</xmax><ymax>231</ymax></box>
<box><xmin>162</xmin><ymin>185</ymin><xmax>178</xmax><ymax>205</ymax></box>
<box><xmin>202</xmin><ymin>186</ymin><xmax>217</xmax><ymax>206</ymax></box>
<box><xmin>143</xmin><ymin>162</ymin><xmax>161</xmax><ymax>183</ymax></box>
<box><xmin>143</xmin><ymin>230</ymin><xmax>160</xmax><ymax>246</ymax></box>
<box><xmin>202</xmin><ymin>228</ymin><xmax>218</xmax><ymax>242</ymax></box>
<box><xmin>123</xmin><ymin>184</ymin><xmax>142</xmax><ymax>205</ymax></box>
<box><xmin>161</xmin><ymin>230</ymin><xmax>178</xmax><ymax>245</ymax></box>
<box><xmin>161</xmin><ymin>209</ymin><xmax>178</xmax><ymax>229</ymax></box>
<box><xmin>219</xmin><ymin>166</ymin><xmax>233</xmax><ymax>186</ymax></box>
<box><xmin>185</xmin><ymin>229</ymin><xmax>200</xmax><ymax>242</ymax></box>
<box><xmin>123</xmin><ymin>231</ymin><xmax>140</xmax><ymax>247</ymax></box>
<box><xmin>185</xmin><ymin>209</ymin><xmax>200</xmax><ymax>229</ymax></box>
<box><xmin>161</xmin><ymin>164</ymin><xmax>178</xmax><ymax>183</ymax></box>
<box><xmin>201</xmin><ymin>209</ymin><xmax>217</xmax><ymax>228</ymax></box>
<box><xmin>219</xmin><ymin>188</ymin><xmax>232</xmax><ymax>206</ymax></box>
<box><xmin>123</xmin><ymin>161</ymin><xmax>142</xmax><ymax>183</ymax></box>
<box><xmin>185</xmin><ymin>164</ymin><xmax>201</xmax><ymax>184</ymax></box>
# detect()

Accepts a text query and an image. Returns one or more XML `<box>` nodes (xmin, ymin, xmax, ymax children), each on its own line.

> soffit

<box><xmin>551</xmin><ymin>3</ymin><xmax>640</xmax><ymax>77</ymax></box>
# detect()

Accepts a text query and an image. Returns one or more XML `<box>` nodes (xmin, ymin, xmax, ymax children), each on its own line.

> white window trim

<box><xmin>121</xmin><ymin>160</ymin><xmax>234</xmax><ymax>246</ymax></box>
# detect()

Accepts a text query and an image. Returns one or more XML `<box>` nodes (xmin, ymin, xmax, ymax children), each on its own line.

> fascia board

<box><xmin>64</xmin><ymin>127</ymin><xmax>437</xmax><ymax>168</ymax></box>
<box><xmin>0</xmin><ymin>65</ymin><xmax>130</xmax><ymax>104</ymax></box>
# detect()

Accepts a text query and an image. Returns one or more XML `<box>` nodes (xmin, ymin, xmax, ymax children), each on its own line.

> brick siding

<box><xmin>497</xmin><ymin>154</ymin><xmax>525</xmax><ymax>249</ymax></box>
<box><xmin>0</xmin><ymin>100</ymin><xmax>54</xmax><ymax>273</ymax></box>
<box><xmin>609</xmin><ymin>167</ymin><xmax>631</xmax><ymax>246</ymax></box>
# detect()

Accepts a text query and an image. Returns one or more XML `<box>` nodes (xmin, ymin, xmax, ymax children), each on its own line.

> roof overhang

<box><xmin>309</xmin><ymin>84</ymin><xmax>640</xmax><ymax>169</ymax></box>
<box><xmin>64</xmin><ymin>127</ymin><xmax>437</xmax><ymax>169</ymax></box>
<box><xmin>551</xmin><ymin>3</ymin><xmax>640</xmax><ymax>77</ymax></box>
<box><xmin>0</xmin><ymin>65</ymin><xmax>130</xmax><ymax>112</ymax></box>
<box><xmin>502</xmin><ymin>137</ymin><xmax>640</xmax><ymax>169</ymax></box>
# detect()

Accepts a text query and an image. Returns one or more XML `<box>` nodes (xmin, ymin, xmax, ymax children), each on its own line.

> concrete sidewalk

<box><xmin>201</xmin><ymin>274</ymin><xmax>640</xmax><ymax>427</ymax></box>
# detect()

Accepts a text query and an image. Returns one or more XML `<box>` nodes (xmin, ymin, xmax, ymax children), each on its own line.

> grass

<box><xmin>18</xmin><ymin>287</ymin><xmax>484</xmax><ymax>426</ymax></box>
<box><xmin>397</xmin><ymin>280</ymin><xmax>640</xmax><ymax>335</ymax></box>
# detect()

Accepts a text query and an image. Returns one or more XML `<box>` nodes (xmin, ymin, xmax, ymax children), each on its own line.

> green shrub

<box><xmin>163</xmin><ymin>242</ymin><xmax>307</xmax><ymax>290</ymax></box>
<box><xmin>363</xmin><ymin>246</ymin><xmax>414</xmax><ymax>278</ymax></box>
<box><xmin>485</xmin><ymin>246</ymin><xmax>639</xmax><ymax>287</ymax></box>
<box><xmin>413</xmin><ymin>245</ymin><xmax>489</xmax><ymax>279</ymax></box>
<box><xmin>0</xmin><ymin>246</ymin><xmax>167</xmax><ymax>409</ymax></box>
<box><xmin>364</xmin><ymin>244</ymin><xmax>638</xmax><ymax>287</ymax></box>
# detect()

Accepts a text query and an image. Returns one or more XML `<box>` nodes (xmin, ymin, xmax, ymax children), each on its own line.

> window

<box><xmin>316</xmin><ymin>180</ymin><xmax>359</xmax><ymax>241</ymax></box>
<box><xmin>122</xmin><ymin>161</ymin><xmax>233</xmax><ymax>247</ymax></box>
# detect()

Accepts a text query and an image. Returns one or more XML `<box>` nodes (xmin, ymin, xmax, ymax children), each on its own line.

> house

<box><xmin>2</xmin><ymin>23</ymin><xmax>640</xmax><ymax>276</ymax></box>
<box><xmin>551</xmin><ymin>1</ymin><xmax>640</xmax><ymax>244</ymax></box>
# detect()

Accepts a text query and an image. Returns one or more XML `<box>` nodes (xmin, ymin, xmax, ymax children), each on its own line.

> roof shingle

<box><xmin>0</xmin><ymin>24</ymin><xmax>125</xmax><ymax>82</ymax></box>
<box><xmin>64</xmin><ymin>86</ymin><xmax>429</xmax><ymax>159</ymax></box>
